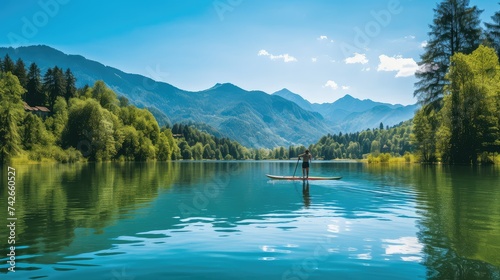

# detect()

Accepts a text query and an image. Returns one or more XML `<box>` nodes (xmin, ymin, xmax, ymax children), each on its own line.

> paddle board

<box><xmin>266</xmin><ymin>174</ymin><xmax>342</xmax><ymax>180</ymax></box>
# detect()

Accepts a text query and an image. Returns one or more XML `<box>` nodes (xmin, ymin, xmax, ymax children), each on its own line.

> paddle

<box><xmin>292</xmin><ymin>157</ymin><xmax>300</xmax><ymax>178</ymax></box>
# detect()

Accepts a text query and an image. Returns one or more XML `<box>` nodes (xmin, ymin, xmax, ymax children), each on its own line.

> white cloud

<box><xmin>342</xmin><ymin>86</ymin><xmax>350</xmax><ymax>90</ymax></box>
<box><xmin>345</xmin><ymin>53</ymin><xmax>368</xmax><ymax>64</ymax></box>
<box><xmin>324</xmin><ymin>80</ymin><xmax>339</xmax><ymax>90</ymax></box>
<box><xmin>405</xmin><ymin>35</ymin><xmax>416</xmax><ymax>40</ymax></box>
<box><xmin>420</xmin><ymin>41</ymin><xmax>428</xmax><ymax>48</ymax></box>
<box><xmin>318</xmin><ymin>35</ymin><xmax>328</xmax><ymax>40</ymax></box>
<box><xmin>258</xmin><ymin>50</ymin><xmax>270</xmax><ymax>56</ymax></box>
<box><xmin>258</xmin><ymin>49</ymin><xmax>297</xmax><ymax>62</ymax></box>
<box><xmin>311</xmin><ymin>57</ymin><xmax>318</xmax><ymax>63</ymax></box>
<box><xmin>377</xmin><ymin>55</ymin><xmax>419</xmax><ymax>77</ymax></box>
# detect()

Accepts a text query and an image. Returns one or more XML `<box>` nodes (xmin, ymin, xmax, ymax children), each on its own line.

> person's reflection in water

<box><xmin>302</xmin><ymin>180</ymin><xmax>310</xmax><ymax>208</ymax></box>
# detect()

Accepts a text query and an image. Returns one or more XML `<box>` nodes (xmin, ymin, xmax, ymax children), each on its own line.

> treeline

<box><xmin>412</xmin><ymin>0</ymin><xmax>500</xmax><ymax>164</ymax></box>
<box><xmin>171</xmin><ymin>123</ymin><xmax>250</xmax><ymax>160</ymax></box>
<box><xmin>0</xmin><ymin>56</ymin><xmax>256</xmax><ymax>163</ymax></box>
<box><xmin>0</xmin><ymin>69</ymin><xmax>178</xmax><ymax>162</ymax></box>
<box><xmin>282</xmin><ymin>121</ymin><xmax>412</xmax><ymax>160</ymax></box>
<box><xmin>0</xmin><ymin>54</ymin><xmax>77</xmax><ymax>111</ymax></box>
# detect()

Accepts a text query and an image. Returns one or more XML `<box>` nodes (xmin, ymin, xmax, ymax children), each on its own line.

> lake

<box><xmin>1</xmin><ymin>161</ymin><xmax>499</xmax><ymax>279</ymax></box>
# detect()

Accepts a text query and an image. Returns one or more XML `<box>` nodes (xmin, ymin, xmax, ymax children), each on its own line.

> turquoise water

<box><xmin>1</xmin><ymin>161</ymin><xmax>499</xmax><ymax>279</ymax></box>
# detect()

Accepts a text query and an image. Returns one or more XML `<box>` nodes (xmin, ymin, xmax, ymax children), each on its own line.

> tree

<box><xmin>414</xmin><ymin>0</ymin><xmax>482</xmax><ymax>110</ymax></box>
<box><xmin>43</xmin><ymin>66</ymin><xmax>66</xmax><ymax>110</ymax></box>
<box><xmin>62</xmin><ymin>99</ymin><xmax>120</xmax><ymax>161</ymax></box>
<box><xmin>118</xmin><ymin>126</ymin><xmax>140</xmax><ymax>160</ymax></box>
<box><xmin>46</xmin><ymin>97</ymin><xmax>68</xmax><ymax>141</ymax></box>
<box><xmin>2</xmin><ymin>54</ymin><xmax>15</xmax><ymax>73</ymax></box>
<box><xmin>21</xmin><ymin>113</ymin><xmax>51</xmax><ymax>150</ymax></box>
<box><xmin>64</xmin><ymin>68</ymin><xmax>77</xmax><ymax>102</ymax></box>
<box><xmin>370</xmin><ymin>140</ymin><xmax>380</xmax><ymax>156</ymax></box>
<box><xmin>485</xmin><ymin>4</ymin><xmax>500</xmax><ymax>60</ymax></box>
<box><xmin>192</xmin><ymin>142</ymin><xmax>204</xmax><ymax>160</ymax></box>
<box><xmin>91</xmin><ymin>80</ymin><xmax>119</xmax><ymax>109</ymax></box>
<box><xmin>0</xmin><ymin>72</ymin><xmax>26</xmax><ymax>162</ymax></box>
<box><xmin>440</xmin><ymin>45</ymin><xmax>500</xmax><ymax>164</ymax></box>
<box><xmin>13</xmin><ymin>59</ymin><xmax>28</xmax><ymax>88</ymax></box>
<box><xmin>26</xmin><ymin>63</ymin><xmax>44</xmax><ymax>105</ymax></box>
<box><xmin>156</xmin><ymin>132</ymin><xmax>172</xmax><ymax>161</ymax></box>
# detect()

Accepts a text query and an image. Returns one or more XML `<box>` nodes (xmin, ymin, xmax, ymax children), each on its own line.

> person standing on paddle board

<box><xmin>298</xmin><ymin>150</ymin><xmax>312</xmax><ymax>179</ymax></box>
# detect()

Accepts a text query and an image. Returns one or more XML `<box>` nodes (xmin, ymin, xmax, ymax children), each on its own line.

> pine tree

<box><xmin>26</xmin><ymin>63</ymin><xmax>44</xmax><ymax>105</ymax></box>
<box><xmin>64</xmin><ymin>68</ymin><xmax>77</xmax><ymax>101</ymax></box>
<box><xmin>485</xmin><ymin>4</ymin><xmax>500</xmax><ymax>60</ymax></box>
<box><xmin>13</xmin><ymin>58</ymin><xmax>28</xmax><ymax>89</ymax></box>
<box><xmin>2</xmin><ymin>54</ymin><xmax>15</xmax><ymax>73</ymax></box>
<box><xmin>414</xmin><ymin>0</ymin><xmax>482</xmax><ymax>110</ymax></box>
<box><xmin>43</xmin><ymin>66</ymin><xmax>66</xmax><ymax>110</ymax></box>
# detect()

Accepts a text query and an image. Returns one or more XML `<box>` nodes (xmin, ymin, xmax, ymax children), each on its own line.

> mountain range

<box><xmin>0</xmin><ymin>45</ymin><xmax>418</xmax><ymax>148</ymax></box>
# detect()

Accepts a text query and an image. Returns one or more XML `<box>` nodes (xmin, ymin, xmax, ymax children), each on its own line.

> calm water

<box><xmin>0</xmin><ymin>161</ymin><xmax>499</xmax><ymax>279</ymax></box>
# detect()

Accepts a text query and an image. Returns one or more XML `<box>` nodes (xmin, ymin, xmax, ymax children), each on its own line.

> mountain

<box><xmin>273</xmin><ymin>90</ymin><xmax>418</xmax><ymax>133</ymax></box>
<box><xmin>338</xmin><ymin>104</ymin><xmax>419</xmax><ymax>132</ymax></box>
<box><xmin>273</xmin><ymin>88</ymin><xmax>315</xmax><ymax>112</ymax></box>
<box><xmin>0</xmin><ymin>45</ymin><xmax>330</xmax><ymax>148</ymax></box>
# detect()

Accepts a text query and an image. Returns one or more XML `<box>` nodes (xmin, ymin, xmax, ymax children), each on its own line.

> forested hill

<box><xmin>0</xmin><ymin>55</ymin><xmax>252</xmax><ymax>163</ymax></box>
<box><xmin>0</xmin><ymin>45</ymin><xmax>330</xmax><ymax>148</ymax></box>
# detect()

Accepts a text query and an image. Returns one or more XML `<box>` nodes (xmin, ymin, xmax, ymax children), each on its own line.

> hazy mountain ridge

<box><xmin>273</xmin><ymin>88</ymin><xmax>418</xmax><ymax>132</ymax></box>
<box><xmin>0</xmin><ymin>45</ymin><xmax>417</xmax><ymax>147</ymax></box>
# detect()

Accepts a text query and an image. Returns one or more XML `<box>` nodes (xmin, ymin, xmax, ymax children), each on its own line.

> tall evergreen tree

<box><xmin>64</xmin><ymin>68</ymin><xmax>77</xmax><ymax>102</ymax></box>
<box><xmin>26</xmin><ymin>63</ymin><xmax>44</xmax><ymax>105</ymax></box>
<box><xmin>2</xmin><ymin>54</ymin><xmax>15</xmax><ymax>73</ymax></box>
<box><xmin>43</xmin><ymin>66</ymin><xmax>66</xmax><ymax>110</ymax></box>
<box><xmin>414</xmin><ymin>0</ymin><xmax>482</xmax><ymax>110</ymax></box>
<box><xmin>485</xmin><ymin>4</ymin><xmax>500</xmax><ymax>60</ymax></box>
<box><xmin>13</xmin><ymin>58</ymin><xmax>28</xmax><ymax>89</ymax></box>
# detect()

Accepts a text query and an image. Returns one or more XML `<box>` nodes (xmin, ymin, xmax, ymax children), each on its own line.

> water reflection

<box><xmin>409</xmin><ymin>165</ymin><xmax>500</xmax><ymax>279</ymax></box>
<box><xmin>302</xmin><ymin>181</ymin><xmax>310</xmax><ymax>208</ymax></box>
<box><xmin>0</xmin><ymin>162</ymin><xmax>499</xmax><ymax>279</ymax></box>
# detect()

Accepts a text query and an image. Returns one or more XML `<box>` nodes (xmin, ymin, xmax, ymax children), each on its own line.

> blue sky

<box><xmin>1</xmin><ymin>0</ymin><xmax>499</xmax><ymax>105</ymax></box>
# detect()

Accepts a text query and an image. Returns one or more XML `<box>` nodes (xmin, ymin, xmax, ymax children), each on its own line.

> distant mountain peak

<box><xmin>209</xmin><ymin>82</ymin><xmax>243</xmax><ymax>92</ymax></box>
<box><xmin>339</xmin><ymin>94</ymin><xmax>356</xmax><ymax>100</ymax></box>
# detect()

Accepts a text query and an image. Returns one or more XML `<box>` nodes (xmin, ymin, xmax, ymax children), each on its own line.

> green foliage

<box><xmin>0</xmin><ymin>56</ymin><xmax>208</xmax><ymax>163</ymax></box>
<box><xmin>439</xmin><ymin>45</ymin><xmax>500</xmax><ymax>164</ymax></box>
<box><xmin>412</xmin><ymin>108</ymin><xmax>439</xmax><ymax>162</ymax></box>
<box><xmin>45</xmin><ymin>97</ymin><xmax>69</xmax><ymax>141</ymax></box>
<box><xmin>43</xmin><ymin>66</ymin><xmax>66</xmax><ymax>111</ymax></box>
<box><xmin>485</xmin><ymin>4</ymin><xmax>500</xmax><ymax>60</ymax></box>
<box><xmin>1</xmin><ymin>54</ymin><xmax>15</xmax><ymax>73</ymax></box>
<box><xmin>0</xmin><ymin>72</ymin><xmax>25</xmax><ymax>162</ymax></box>
<box><xmin>287</xmin><ymin>122</ymin><xmax>413</xmax><ymax>160</ymax></box>
<box><xmin>91</xmin><ymin>80</ymin><xmax>119</xmax><ymax>109</ymax></box>
<box><xmin>171</xmin><ymin>123</ymin><xmax>249</xmax><ymax>160</ymax></box>
<box><xmin>21</xmin><ymin>113</ymin><xmax>53</xmax><ymax>150</ymax></box>
<box><xmin>26</xmin><ymin>63</ymin><xmax>44</xmax><ymax>105</ymax></box>
<box><xmin>28</xmin><ymin>145</ymin><xmax>83</xmax><ymax>163</ymax></box>
<box><xmin>414</xmin><ymin>0</ymin><xmax>482</xmax><ymax>109</ymax></box>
